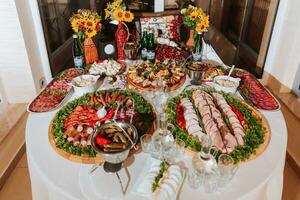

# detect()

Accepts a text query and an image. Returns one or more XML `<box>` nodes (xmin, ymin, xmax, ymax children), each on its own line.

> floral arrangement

<box><xmin>70</xmin><ymin>9</ymin><xmax>101</xmax><ymax>39</ymax></box>
<box><xmin>181</xmin><ymin>5</ymin><xmax>209</xmax><ymax>33</ymax></box>
<box><xmin>104</xmin><ymin>0</ymin><xmax>134</xmax><ymax>23</ymax></box>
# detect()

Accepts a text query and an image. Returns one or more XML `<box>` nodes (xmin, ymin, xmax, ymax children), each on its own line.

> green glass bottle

<box><xmin>141</xmin><ymin>28</ymin><xmax>148</xmax><ymax>61</ymax></box>
<box><xmin>192</xmin><ymin>32</ymin><xmax>203</xmax><ymax>62</ymax></box>
<box><xmin>72</xmin><ymin>34</ymin><xmax>84</xmax><ymax>68</ymax></box>
<box><xmin>147</xmin><ymin>28</ymin><xmax>156</xmax><ymax>63</ymax></box>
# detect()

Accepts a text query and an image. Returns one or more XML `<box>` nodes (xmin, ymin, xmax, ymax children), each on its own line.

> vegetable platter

<box><xmin>28</xmin><ymin>68</ymin><xmax>86</xmax><ymax>113</ymax></box>
<box><xmin>48</xmin><ymin>89</ymin><xmax>155</xmax><ymax>164</ymax></box>
<box><xmin>166</xmin><ymin>87</ymin><xmax>270</xmax><ymax>163</ymax></box>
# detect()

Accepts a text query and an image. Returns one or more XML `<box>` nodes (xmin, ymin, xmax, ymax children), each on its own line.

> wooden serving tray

<box><xmin>168</xmin><ymin>91</ymin><xmax>271</xmax><ymax>163</ymax></box>
<box><xmin>127</xmin><ymin>75</ymin><xmax>186</xmax><ymax>93</ymax></box>
<box><xmin>48</xmin><ymin>123</ymin><xmax>104</xmax><ymax>164</ymax></box>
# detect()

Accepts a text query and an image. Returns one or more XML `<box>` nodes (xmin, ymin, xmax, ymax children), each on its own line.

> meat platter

<box><xmin>166</xmin><ymin>87</ymin><xmax>270</xmax><ymax>163</ymax></box>
<box><xmin>27</xmin><ymin>68</ymin><xmax>86</xmax><ymax>113</ymax></box>
<box><xmin>127</xmin><ymin>60</ymin><xmax>186</xmax><ymax>92</ymax></box>
<box><xmin>232</xmin><ymin>70</ymin><xmax>280</xmax><ymax>111</ymax></box>
<box><xmin>48</xmin><ymin>89</ymin><xmax>155</xmax><ymax>163</ymax></box>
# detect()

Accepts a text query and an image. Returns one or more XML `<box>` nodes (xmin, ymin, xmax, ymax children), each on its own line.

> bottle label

<box><xmin>74</xmin><ymin>56</ymin><xmax>84</xmax><ymax>68</ymax></box>
<box><xmin>192</xmin><ymin>53</ymin><xmax>202</xmax><ymax>62</ymax></box>
<box><xmin>141</xmin><ymin>48</ymin><xmax>148</xmax><ymax>59</ymax></box>
<box><xmin>147</xmin><ymin>50</ymin><xmax>155</xmax><ymax>60</ymax></box>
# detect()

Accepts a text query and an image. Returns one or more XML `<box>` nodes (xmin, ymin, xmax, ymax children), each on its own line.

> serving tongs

<box><xmin>110</xmin><ymin>96</ymin><xmax>137</xmax><ymax>150</ymax></box>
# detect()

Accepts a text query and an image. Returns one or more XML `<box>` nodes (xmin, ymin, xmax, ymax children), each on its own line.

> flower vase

<box><xmin>115</xmin><ymin>22</ymin><xmax>128</xmax><ymax>60</ymax></box>
<box><xmin>192</xmin><ymin>32</ymin><xmax>203</xmax><ymax>61</ymax></box>
<box><xmin>186</xmin><ymin>29</ymin><xmax>195</xmax><ymax>48</ymax></box>
<box><xmin>83</xmin><ymin>37</ymin><xmax>99</xmax><ymax>64</ymax></box>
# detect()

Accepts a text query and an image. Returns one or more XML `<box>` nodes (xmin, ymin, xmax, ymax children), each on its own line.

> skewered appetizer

<box><xmin>166</xmin><ymin>88</ymin><xmax>270</xmax><ymax>163</ymax></box>
<box><xmin>49</xmin><ymin>89</ymin><xmax>155</xmax><ymax>163</ymax></box>
<box><xmin>127</xmin><ymin>60</ymin><xmax>185</xmax><ymax>92</ymax></box>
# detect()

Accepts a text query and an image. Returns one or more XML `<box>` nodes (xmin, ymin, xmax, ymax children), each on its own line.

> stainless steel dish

<box><xmin>91</xmin><ymin>121</ymin><xmax>138</xmax><ymax>164</ymax></box>
<box><xmin>183</xmin><ymin>55</ymin><xmax>204</xmax><ymax>85</ymax></box>
<box><xmin>124</xmin><ymin>42</ymin><xmax>140</xmax><ymax>60</ymax></box>
<box><xmin>90</xmin><ymin>97</ymin><xmax>138</xmax><ymax>164</ymax></box>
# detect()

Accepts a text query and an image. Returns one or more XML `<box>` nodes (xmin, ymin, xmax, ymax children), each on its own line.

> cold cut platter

<box><xmin>232</xmin><ymin>70</ymin><xmax>280</xmax><ymax>111</ymax></box>
<box><xmin>48</xmin><ymin>89</ymin><xmax>155</xmax><ymax>163</ymax></box>
<box><xmin>166</xmin><ymin>87</ymin><xmax>270</xmax><ymax>163</ymax></box>
<box><xmin>28</xmin><ymin>68</ymin><xmax>86</xmax><ymax>113</ymax></box>
<box><xmin>127</xmin><ymin>60</ymin><xmax>186</xmax><ymax>92</ymax></box>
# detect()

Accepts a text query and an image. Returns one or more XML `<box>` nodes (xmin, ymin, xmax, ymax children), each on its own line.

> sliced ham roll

<box><xmin>193</xmin><ymin>90</ymin><xmax>238</xmax><ymax>153</ymax></box>
<box><xmin>180</xmin><ymin>98</ymin><xmax>205</xmax><ymax>139</ymax></box>
<box><xmin>212</xmin><ymin>93</ymin><xmax>245</xmax><ymax>145</ymax></box>
<box><xmin>192</xmin><ymin>90</ymin><xmax>226</xmax><ymax>153</ymax></box>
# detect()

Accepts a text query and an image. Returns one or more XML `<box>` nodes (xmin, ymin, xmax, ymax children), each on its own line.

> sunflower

<box><xmin>195</xmin><ymin>21</ymin><xmax>206</xmax><ymax>33</ymax></box>
<box><xmin>189</xmin><ymin>11</ymin><xmax>199</xmax><ymax>21</ymax></box>
<box><xmin>104</xmin><ymin>8</ymin><xmax>110</xmax><ymax>19</ymax></box>
<box><xmin>86</xmin><ymin>28</ymin><xmax>97</xmax><ymax>38</ymax></box>
<box><xmin>113</xmin><ymin>8</ymin><xmax>125</xmax><ymax>21</ymax></box>
<box><xmin>123</xmin><ymin>11</ymin><xmax>134</xmax><ymax>22</ymax></box>
<box><xmin>112</xmin><ymin>2</ymin><xmax>119</xmax><ymax>9</ymax></box>
<box><xmin>202</xmin><ymin>16</ymin><xmax>209</xmax><ymax>28</ymax></box>
<box><xmin>70</xmin><ymin>18</ymin><xmax>79</xmax><ymax>32</ymax></box>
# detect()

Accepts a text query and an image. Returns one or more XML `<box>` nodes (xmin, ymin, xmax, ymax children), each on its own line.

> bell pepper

<box><xmin>96</xmin><ymin>137</ymin><xmax>111</xmax><ymax>146</ymax></box>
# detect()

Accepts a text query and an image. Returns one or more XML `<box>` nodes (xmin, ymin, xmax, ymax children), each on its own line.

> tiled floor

<box><xmin>0</xmin><ymin>153</ymin><xmax>299</xmax><ymax>200</ymax></box>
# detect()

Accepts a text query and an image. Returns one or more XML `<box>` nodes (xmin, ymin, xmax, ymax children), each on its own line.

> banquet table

<box><xmin>25</xmin><ymin>46</ymin><xmax>287</xmax><ymax>200</ymax></box>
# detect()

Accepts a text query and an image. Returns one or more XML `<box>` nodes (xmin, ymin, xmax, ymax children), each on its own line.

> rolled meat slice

<box><xmin>180</xmin><ymin>98</ymin><xmax>205</xmax><ymax>139</ymax></box>
<box><xmin>192</xmin><ymin>90</ymin><xmax>226</xmax><ymax>153</ymax></box>
<box><xmin>212</xmin><ymin>93</ymin><xmax>245</xmax><ymax>145</ymax></box>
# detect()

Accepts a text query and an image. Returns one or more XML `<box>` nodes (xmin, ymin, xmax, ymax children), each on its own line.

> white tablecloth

<box><xmin>26</xmin><ymin>46</ymin><xmax>287</xmax><ymax>200</ymax></box>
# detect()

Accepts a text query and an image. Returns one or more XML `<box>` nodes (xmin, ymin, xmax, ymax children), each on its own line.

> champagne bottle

<box><xmin>141</xmin><ymin>28</ymin><xmax>148</xmax><ymax>61</ymax></box>
<box><xmin>147</xmin><ymin>28</ymin><xmax>156</xmax><ymax>63</ymax></box>
<box><xmin>72</xmin><ymin>34</ymin><xmax>84</xmax><ymax>68</ymax></box>
<box><xmin>192</xmin><ymin>32</ymin><xmax>203</xmax><ymax>62</ymax></box>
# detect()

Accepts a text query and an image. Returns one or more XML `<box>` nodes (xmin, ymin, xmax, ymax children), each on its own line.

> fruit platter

<box><xmin>127</xmin><ymin>60</ymin><xmax>186</xmax><ymax>92</ymax></box>
<box><xmin>232</xmin><ymin>70</ymin><xmax>280</xmax><ymax>110</ymax></box>
<box><xmin>48</xmin><ymin>89</ymin><xmax>155</xmax><ymax>163</ymax></box>
<box><xmin>28</xmin><ymin>68</ymin><xmax>86</xmax><ymax>113</ymax></box>
<box><xmin>166</xmin><ymin>87</ymin><xmax>270</xmax><ymax>163</ymax></box>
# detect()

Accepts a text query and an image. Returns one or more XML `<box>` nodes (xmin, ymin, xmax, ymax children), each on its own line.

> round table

<box><xmin>26</xmin><ymin>94</ymin><xmax>287</xmax><ymax>200</ymax></box>
<box><xmin>26</xmin><ymin>49</ymin><xmax>287</xmax><ymax>200</ymax></box>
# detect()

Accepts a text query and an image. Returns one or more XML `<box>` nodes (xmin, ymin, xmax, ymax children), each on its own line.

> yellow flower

<box><xmin>123</xmin><ymin>11</ymin><xmax>134</xmax><ymax>22</ymax></box>
<box><xmin>86</xmin><ymin>28</ymin><xmax>97</xmax><ymax>38</ymax></box>
<box><xmin>180</xmin><ymin>8</ymin><xmax>187</xmax><ymax>14</ymax></box>
<box><xmin>113</xmin><ymin>8</ymin><xmax>125</xmax><ymax>21</ymax></box>
<box><xmin>70</xmin><ymin>18</ymin><xmax>79</xmax><ymax>32</ymax></box>
<box><xmin>202</xmin><ymin>16</ymin><xmax>209</xmax><ymax>27</ymax></box>
<box><xmin>104</xmin><ymin>8</ymin><xmax>110</xmax><ymax>19</ymax></box>
<box><xmin>195</xmin><ymin>20</ymin><xmax>208</xmax><ymax>33</ymax></box>
<box><xmin>189</xmin><ymin>11</ymin><xmax>198</xmax><ymax>21</ymax></box>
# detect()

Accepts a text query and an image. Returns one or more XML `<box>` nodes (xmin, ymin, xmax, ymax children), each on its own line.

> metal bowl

<box><xmin>91</xmin><ymin>121</ymin><xmax>139</xmax><ymax>164</ymax></box>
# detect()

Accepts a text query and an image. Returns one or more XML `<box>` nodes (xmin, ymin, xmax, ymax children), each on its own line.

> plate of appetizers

<box><xmin>166</xmin><ymin>87</ymin><xmax>270</xmax><ymax>163</ymax></box>
<box><xmin>88</xmin><ymin>59</ymin><xmax>125</xmax><ymax>77</ymax></box>
<box><xmin>127</xmin><ymin>60</ymin><xmax>186</xmax><ymax>92</ymax></box>
<box><xmin>27</xmin><ymin>68</ymin><xmax>86</xmax><ymax>113</ymax></box>
<box><xmin>232</xmin><ymin>69</ymin><xmax>280</xmax><ymax>111</ymax></box>
<box><xmin>48</xmin><ymin>89</ymin><xmax>155</xmax><ymax>163</ymax></box>
<box><xmin>133</xmin><ymin>160</ymin><xmax>185</xmax><ymax>200</ymax></box>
